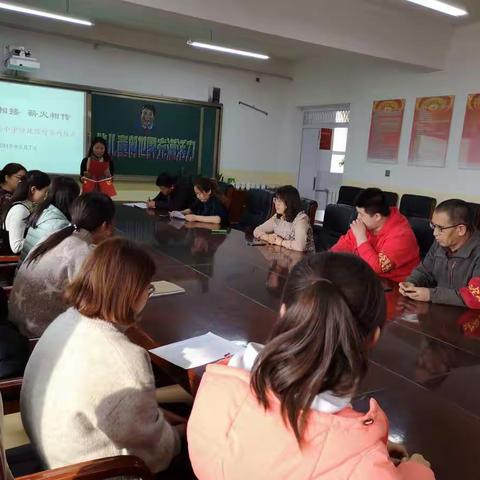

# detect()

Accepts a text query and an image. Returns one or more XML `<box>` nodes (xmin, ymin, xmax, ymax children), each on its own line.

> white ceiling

<box><xmin>0</xmin><ymin>0</ymin><xmax>478</xmax><ymax>75</ymax></box>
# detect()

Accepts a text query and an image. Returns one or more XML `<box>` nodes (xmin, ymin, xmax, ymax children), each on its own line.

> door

<box><xmin>297</xmin><ymin>107</ymin><xmax>350</xmax><ymax>213</ymax></box>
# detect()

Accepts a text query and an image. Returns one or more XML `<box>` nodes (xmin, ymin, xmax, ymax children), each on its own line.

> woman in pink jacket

<box><xmin>187</xmin><ymin>252</ymin><xmax>435</xmax><ymax>480</ymax></box>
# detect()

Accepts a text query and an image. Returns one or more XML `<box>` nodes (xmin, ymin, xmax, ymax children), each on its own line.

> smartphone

<box><xmin>246</xmin><ymin>239</ymin><xmax>267</xmax><ymax>246</ymax></box>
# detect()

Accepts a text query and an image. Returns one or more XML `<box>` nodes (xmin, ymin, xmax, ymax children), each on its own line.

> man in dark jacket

<box><xmin>400</xmin><ymin>199</ymin><xmax>480</xmax><ymax>308</ymax></box>
<box><xmin>146</xmin><ymin>173</ymin><xmax>194</xmax><ymax>212</ymax></box>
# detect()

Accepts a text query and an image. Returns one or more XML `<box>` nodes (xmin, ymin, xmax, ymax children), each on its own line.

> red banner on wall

<box><xmin>408</xmin><ymin>95</ymin><xmax>454</xmax><ymax>167</ymax></box>
<box><xmin>367</xmin><ymin>99</ymin><xmax>405</xmax><ymax>164</ymax></box>
<box><xmin>319</xmin><ymin>128</ymin><xmax>333</xmax><ymax>150</ymax></box>
<box><xmin>459</xmin><ymin>93</ymin><xmax>480</xmax><ymax>169</ymax></box>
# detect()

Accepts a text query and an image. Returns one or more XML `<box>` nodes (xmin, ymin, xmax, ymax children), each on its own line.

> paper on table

<box><xmin>170</xmin><ymin>210</ymin><xmax>186</xmax><ymax>220</ymax></box>
<box><xmin>150</xmin><ymin>280</ymin><xmax>185</xmax><ymax>297</ymax></box>
<box><xmin>149</xmin><ymin>332</ymin><xmax>245</xmax><ymax>369</ymax></box>
<box><xmin>124</xmin><ymin>202</ymin><xmax>147</xmax><ymax>209</ymax></box>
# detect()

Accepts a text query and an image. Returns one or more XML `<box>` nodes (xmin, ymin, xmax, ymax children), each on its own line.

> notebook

<box><xmin>169</xmin><ymin>210</ymin><xmax>186</xmax><ymax>220</ymax></box>
<box><xmin>150</xmin><ymin>280</ymin><xmax>185</xmax><ymax>297</ymax></box>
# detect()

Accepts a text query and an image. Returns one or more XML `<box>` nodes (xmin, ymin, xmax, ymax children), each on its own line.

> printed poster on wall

<box><xmin>367</xmin><ymin>99</ymin><xmax>405</xmax><ymax>164</ymax></box>
<box><xmin>459</xmin><ymin>94</ymin><xmax>480</xmax><ymax>169</ymax></box>
<box><xmin>408</xmin><ymin>95</ymin><xmax>454</xmax><ymax>167</ymax></box>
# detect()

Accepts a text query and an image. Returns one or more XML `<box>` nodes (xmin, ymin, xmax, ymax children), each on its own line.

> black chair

<box><xmin>400</xmin><ymin>194</ymin><xmax>437</xmax><ymax>219</ymax></box>
<box><xmin>237</xmin><ymin>189</ymin><xmax>274</xmax><ymax>232</ymax></box>
<box><xmin>216</xmin><ymin>181</ymin><xmax>235</xmax><ymax>210</ymax></box>
<box><xmin>408</xmin><ymin>217</ymin><xmax>434</xmax><ymax>259</ymax></box>
<box><xmin>383</xmin><ymin>191</ymin><xmax>399</xmax><ymax>207</ymax></box>
<box><xmin>468</xmin><ymin>202</ymin><xmax>480</xmax><ymax>229</ymax></box>
<box><xmin>314</xmin><ymin>204</ymin><xmax>356</xmax><ymax>251</ymax></box>
<box><xmin>337</xmin><ymin>186</ymin><xmax>363</xmax><ymax>206</ymax></box>
<box><xmin>301</xmin><ymin>198</ymin><xmax>318</xmax><ymax>227</ymax></box>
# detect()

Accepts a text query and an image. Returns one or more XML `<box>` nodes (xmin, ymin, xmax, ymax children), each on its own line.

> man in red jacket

<box><xmin>331</xmin><ymin>188</ymin><xmax>420</xmax><ymax>282</ymax></box>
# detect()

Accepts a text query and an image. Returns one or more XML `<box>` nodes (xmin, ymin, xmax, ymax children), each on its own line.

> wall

<box><xmin>0</xmin><ymin>25</ymin><xmax>300</xmax><ymax>200</ymax></box>
<box><xmin>293</xmin><ymin>24</ymin><xmax>480</xmax><ymax>203</ymax></box>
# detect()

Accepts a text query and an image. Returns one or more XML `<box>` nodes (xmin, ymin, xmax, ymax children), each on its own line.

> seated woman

<box><xmin>253</xmin><ymin>185</ymin><xmax>314</xmax><ymax>252</ymax></box>
<box><xmin>21</xmin><ymin>176</ymin><xmax>80</xmax><ymax>261</ymax></box>
<box><xmin>179</xmin><ymin>178</ymin><xmax>228</xmax><ymax>225</ymax></box>
<box><xmin>0</xmin><ymin>163</ymin><xmax>26</xmax><ymax>218</ymax></box>
<box><xmin>9</xmin><ymin>192</ymin><xmax>114</xmax><ymax>338</ymax></box>
<box><xmin>187</xmin><ymin>252</ymin><xmax>434</xmax><ymax>480</ymax></box>
<box><xmin>2</xmin><ymin>170</ymin><xmax>50</xmax><ymax>254</ymax></box>
<box><xmin>146</xmin><ymin>173</ymin><xmax>194</xmax><ymax>211</ymax></box>
<box><xmin>21</xmin><ymin>238</ymin><xmax>182</xmax><ymax>473</ymax></box>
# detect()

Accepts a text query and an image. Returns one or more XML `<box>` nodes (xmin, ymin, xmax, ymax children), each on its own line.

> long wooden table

<box><xmin>117</xmin><ymin>204</ymin><xmax>480</xmax><ymax>480</ymax></box>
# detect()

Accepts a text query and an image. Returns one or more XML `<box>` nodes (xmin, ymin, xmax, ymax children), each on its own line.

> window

<box><xmin>331</xmin><ymin>127</ymin><xmax>348</xmax><ymax>174</ymax></box>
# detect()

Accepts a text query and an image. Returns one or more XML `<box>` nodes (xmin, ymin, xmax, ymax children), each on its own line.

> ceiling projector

<box><xmin>4</xmin><ymin>45</ymin><xmax>40</xmax><ymax>72</ymax></box>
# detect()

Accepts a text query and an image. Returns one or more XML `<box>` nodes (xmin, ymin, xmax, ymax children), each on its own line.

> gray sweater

<box><xmin>10</xmin><ymin>229</ymin><xmax>94</xmax><ymax>338</ymax></box>
<box><xmin>407</xmin><ymin>231</ymin><xmax>480</xmax><ymax>307</ymax></box>
<box><xmin>20</xmin><ymin>308</ymin><xmax>180</xmax><ymax>472</ymax></box>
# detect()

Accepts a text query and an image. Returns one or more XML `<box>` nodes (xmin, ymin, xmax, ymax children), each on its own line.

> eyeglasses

<box><xmin>148</xmin><ymin>284</ymin><xmax>155</xmax><ymax>297</ymax></box>
<box><xmin>429</xmin><ymin>222</ymin><xmax>464</xmax><ymax>233</ymax></box>
<box><xmin>12</xmin><ymin>175</ymin><xmax>25</xmax><ymax>181</ymax></box>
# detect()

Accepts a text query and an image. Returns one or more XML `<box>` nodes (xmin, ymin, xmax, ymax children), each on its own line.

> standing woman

<box><xmin>21</xmin><ymin>176</ymin><xmax>80</xmax><ymax>260</ymax></box>
<box><xmin>0</xmin><ymin>163</ymin><xmax>26</xmax><ymax>218</ymax></box>
<box><xmin>80</xmin><ymin>137</ymin><xmax>116</xmax><ymax>197</ymax></box>
<box><xmin>2</xmin><ymin>170</ymin><xmax>50</xmax><ymax>254</ymax></box>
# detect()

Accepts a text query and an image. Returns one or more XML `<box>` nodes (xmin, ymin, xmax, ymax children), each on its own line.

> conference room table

<box><xmin>116</xmin><ymin>204</ymin><xmax>480</xmax><ymax>480</ymax></box>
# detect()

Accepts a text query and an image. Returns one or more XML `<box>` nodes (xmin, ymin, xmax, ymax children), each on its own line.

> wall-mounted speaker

<box><xmin>210</xmin><ymin>87</ymin><xmax>221</xmax><ymax>103</ymax></box>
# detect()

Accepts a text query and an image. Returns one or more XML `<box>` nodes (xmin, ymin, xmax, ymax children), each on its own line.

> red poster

<box><xmin>367</xmin><ymin>99</ymin><xmax>405</xmax><ymax>164</ymax></box>
<box><xmin>408</xmin><ymin>96</ymin><xmax>454</xmax><ymax>167</ymax></box>
<box><xmin>459</xmin><ymin>94</ymin><xmax>480</xmax><ymax>169</ymax></box>
<box><xmin>319</xmin><ymin>128</ymin><xmax>332</xmax><ymax>150</ymax></box>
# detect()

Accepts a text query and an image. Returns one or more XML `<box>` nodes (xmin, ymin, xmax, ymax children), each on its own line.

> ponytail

<box><xmin>25</xmin><ymin>192</ymin><xmax>115</xmax><ymax>266</ymax></box>
<box><xmin>250</xmin><ymin>252</ymin><xmax>386</xmax><ymax>445</ymax></box>
<box><xmin>26</xmin><ymin>225</ymin><xmax>76</xmax><ymax>266</ymax></box>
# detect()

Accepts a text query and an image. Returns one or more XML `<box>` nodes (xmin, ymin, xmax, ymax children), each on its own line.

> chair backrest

<box><xmin>337</xmin><ymin>186</ymin><xmax>363</xmax><ymax>206</ymax></box>
<box><xmin>383</xmin><ymin>191</ymin><xmax>399</xmax><ymax>207</ymax></box>
<box><xmin>408</xmin><ymin>217</ymin><xmax>435</xmax><ymax>258</ymax></box>
<box><xmin>468</xmin><ymin>202</ymin><xmax>480</xmax><ymax>229</ymax></box>
<box><xmin>301</xmin><ymin>198</ymin><xmax>318</xmax><ymax>227</ymax></box>
<box><xmin>239</xmin><ymin>189</ymin><xmax>275</xmax><ymax>231</ymax></box>
<box><xmin>216</xmin><ymin>182</ymin><xmax>235</xmax><ymax>210</ymax></box>
<box><xmin>323</xmin><ymin>204</ymin><xmax>356</xmax><ymax>235</ymax></box>
<box><xmin>400</xmin><ymin>194</ymin><xmax>437</xmax><ymax>219</ymax></box>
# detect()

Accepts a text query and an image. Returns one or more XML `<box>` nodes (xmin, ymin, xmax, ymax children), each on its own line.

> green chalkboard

<box><xmin>90</xmin><ymin>93</ymin><xmax>220</xmax><ymax>177</ymax></box>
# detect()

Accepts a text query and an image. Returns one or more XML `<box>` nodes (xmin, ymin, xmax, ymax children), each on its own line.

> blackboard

<box><xmin>91</xmin><ymin>93</ymin><xmax>220</xmax><ymax>178</ymax></box>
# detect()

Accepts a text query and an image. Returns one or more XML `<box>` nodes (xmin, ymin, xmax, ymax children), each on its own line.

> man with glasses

<box><xmin>400</xmin><ymin>199</ymin><xmax>480</xmax><ymax>308</ymax></box>
<box><xmin>331</xmin><ymin>188</ymin><xmax>420</xmax><ymax>281</ymax></box>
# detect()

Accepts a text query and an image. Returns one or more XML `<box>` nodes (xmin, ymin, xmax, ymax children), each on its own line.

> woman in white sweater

<box><xmin>253</xmin><ymin>185</ymin><xmax>315</xmax><ymax>252</ymax></box>
<box><xmin>2</xmin><ymin>170</ymin><xmax>50</xmax><ymax>254</ymax></box>
<box><xmin>20</xmin><ymin>238</ymin><xmax>181</xmax><ymax>473</ymax></box>
<box><xmin>9</xmin><ymin>192</ymin><xmax>114</xmax><ymax>338</ymax></box>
